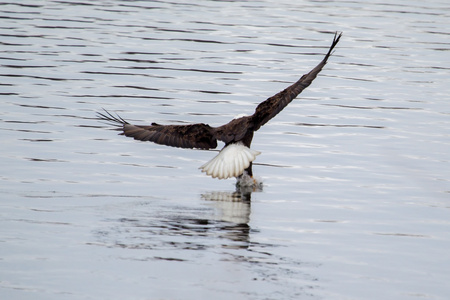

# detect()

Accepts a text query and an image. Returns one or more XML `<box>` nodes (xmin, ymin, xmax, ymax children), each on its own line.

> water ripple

<box><xmin>1</xmin><ymin>1</ymin><xmax>449</xmax><ymax>299</ymax></box>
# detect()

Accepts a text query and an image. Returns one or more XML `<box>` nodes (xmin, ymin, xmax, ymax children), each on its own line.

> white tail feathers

<box><xmin>199</xmin><ymin>143</ymin><xmax>261</xmax><ymax>179</ymax></box>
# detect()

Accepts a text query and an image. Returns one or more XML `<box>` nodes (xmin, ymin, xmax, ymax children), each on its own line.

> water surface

<box><xmin>1</xmin><ymin>1</ymin><xmax>449</xmax><ymax>299</ymax></box>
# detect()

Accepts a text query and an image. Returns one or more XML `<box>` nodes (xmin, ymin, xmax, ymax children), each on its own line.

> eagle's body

<box><xmin>98</xmin><ymin>33</ymin><xmax>342</xmax><ymax>183</ymax></box>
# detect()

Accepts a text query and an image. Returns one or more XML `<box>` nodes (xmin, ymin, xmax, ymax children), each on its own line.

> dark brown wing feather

<box><xmin>97</xmin><ymin>109</ymin><xmax>217</xmax><ymax>150</ymax></box>
<box><xmin>251</xmin><ymin>32</ymin><xmax>342</xmax><ymax>131</ymax></box>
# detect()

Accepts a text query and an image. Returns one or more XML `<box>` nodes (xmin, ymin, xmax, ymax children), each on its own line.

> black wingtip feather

<box><xmin>96</xmin><ymin>108</ymin><xmax>129</xmax><ymax>128</ymax></box>
<box><xmin>326</xmin><ymin>31</ymin><xmax>342</xmax><ymax>58</ymax></box>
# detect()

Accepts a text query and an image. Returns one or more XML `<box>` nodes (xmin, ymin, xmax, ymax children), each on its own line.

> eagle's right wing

<box><xmin>97</xmin><ymin>109</ymin><xmax>218</xmax><ymax>150</ymax></box>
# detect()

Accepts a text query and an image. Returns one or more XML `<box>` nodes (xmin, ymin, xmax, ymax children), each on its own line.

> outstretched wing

<box><xmin>97</xmin><ymin>109</ymin><xmax>218</xmax><ymax>150</ymax></box>
<box><xmin>251</xmin><ymin>32</ymin><xmax>342</xmax><ymax>131</ymax></box>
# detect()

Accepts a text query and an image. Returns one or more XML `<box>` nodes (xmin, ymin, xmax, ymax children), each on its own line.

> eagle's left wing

<box><xmin>251</xmin><ymin>32</ymin><xmax>342</xmax><ymax>131</ymax></box>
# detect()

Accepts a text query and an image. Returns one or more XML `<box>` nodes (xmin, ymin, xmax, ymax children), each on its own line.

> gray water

<box><xmin>1</xmin><ymin>1</ymin><xmax>449</xmax><ymax>299</ymax></box>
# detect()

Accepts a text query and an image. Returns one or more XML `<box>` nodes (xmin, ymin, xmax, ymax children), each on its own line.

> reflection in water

<box><xmin>96</xmin><ymin>185</ymin><xmax>262</xmax><ymax>253</ymax></box>
<box><xmin>200</xmin><ymin>185</ymin><xmax>260</xmax><ymax>247</ymax></box>
<box><xmin>202</xmin><ymin>191</ymin><xmax>251</xmax><ymax>224</ymax></box>
<box><xmin>89</xmin><ymin>186</ymin><xmax>318</xmax><ymax>298</ymax></box>
<box><xmin>90</xmin><ymin>186</ymin><xmax>318</xmax><ymax>297</ymax></box>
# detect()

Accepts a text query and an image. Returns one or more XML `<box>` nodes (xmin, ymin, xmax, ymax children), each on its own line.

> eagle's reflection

<box><xmin>94</xmin><ymin>185</ymin><xmax>263</xmax><ymax>252</ymax></box>
<box><xmin>199</xmin><ymin>185</ymin><xmax>261</xmax><ymax>248</ymax></box>
<box><xmin>202</xmin><ymin>191</ymin><xmax>251</xmax><ymax>224</ymax></box>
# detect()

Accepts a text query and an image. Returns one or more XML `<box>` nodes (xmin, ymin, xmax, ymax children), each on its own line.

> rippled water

<box><xmin>1</xmin><ymin>1</ymin><xmax>449</xmax><ymax>299</ymax></box>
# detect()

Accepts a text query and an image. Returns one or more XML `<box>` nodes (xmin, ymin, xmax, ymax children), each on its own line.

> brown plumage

<box><xmin>97</xmin><ymin>32</ymin><xmax>342</xmax><ymax>181</ymax></box>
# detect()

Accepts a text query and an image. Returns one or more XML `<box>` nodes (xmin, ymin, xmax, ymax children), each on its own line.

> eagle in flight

<box><xmin>98</xmin><ymin>32</ymin><xmax>342</xmax><ymax>183</ymax></box>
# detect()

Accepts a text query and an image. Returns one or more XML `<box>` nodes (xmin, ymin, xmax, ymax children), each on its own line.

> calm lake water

<box><xmin>1</xmin><ymin>1</ymin><xmax>449</xmax><ymax>299</ymax></box>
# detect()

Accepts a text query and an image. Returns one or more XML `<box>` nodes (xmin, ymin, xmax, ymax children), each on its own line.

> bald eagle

<box><xmin>97</xmin><ymin>32</ymin><xmax>341</xmax><ymax>183</ymax></box>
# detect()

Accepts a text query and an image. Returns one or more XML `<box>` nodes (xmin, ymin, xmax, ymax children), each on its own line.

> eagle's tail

<box><xmin>199</xmin><ymin>142</ymin><xmax>261</xmax><ymax>179</ymax></box>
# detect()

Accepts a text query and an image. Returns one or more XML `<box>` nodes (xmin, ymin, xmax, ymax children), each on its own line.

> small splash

<box><xmin>236</xmin><ymin>171</ymin><xmax>263</xmax><ymax>192</ymax></box>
